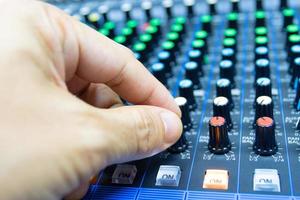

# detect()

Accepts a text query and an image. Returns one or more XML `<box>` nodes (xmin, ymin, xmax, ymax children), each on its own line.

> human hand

<box><xmin>0</xmin><ymin>1</ymin><xmax>182</xmax><ymax>199</ymax></box>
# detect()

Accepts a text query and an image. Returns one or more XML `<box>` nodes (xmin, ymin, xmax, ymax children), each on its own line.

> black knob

<box><xmin>168</xmin><ymin>97</ymin><xmax>190</xmax><ymax>153</ymax></box>
<box><xmin>208</xmin><ymin>116</ymin><xmax>231</xmax><ymax>154</ymax></box>
<box><xmin>256</xmin><ymin>0</ymin><xmax>263</xmax><ymax>11</ymax></box>
<box><xmin>121</xmin><ymin>3</ymin><xmax>132</xmax><ymax>19</ymax></box>
<box><xmin>231</xmin><ymin>0</ymin><xmax>239</xmax><ymax>12</ymax></box>
<box><xmin>222</xmin><ymin>48</ymin><xmax>236</xmax><ymax>65</ymax></box>
<box><xmin>179</xmin><ymin>79</ymin><xmax>196</xmax><ymax>110</ymax></box>
<box><xmin>219</xmin><ymin>60</ymin><xmax>236</xmax><ymax>88</ymax></box>
<box><xmin>201</xmin><ymin>15</ymin><xmax>212</xmax><ymax>34</ymax></box>
<box><xmin>255</xmin><ymin>58</ymin><xmax>270</xmax><ymax>80</ymax></box>
<box><xmin>188</xmin><ymin>50</ymin><xmax>204</xmax><ymax>74</ymax></box>
<box><xmin>151</xmin><ymin>63</ymin><xmax>167</xmax><ymax>86</ymax></box>
<box><xmin>98</xmin><ymin>5</ymin><xmax>109</xmax><ymax>21</ymax></box>
<box><xmin>163</xmin><ymin>0</ymin><xmax>173</xmax><ymax>18</ymax></box>
<box><xmin>280</xmin><ymin>0</ymin><xmax>288</xmax><ymax>10</ymax></box>
<box><xmin>294</xmin><ymin>78</ymin><xmax>300</xmax><ymax>110</ymax></box>
<box><xmin>283</xmin><ymin>8</ymin><xmax>295</xmax><ymax>29</ymax></box>
<box><xmin>255</xmin><ymin>11</ymin><xmax>266</xmax><ymax>28</ymax></box>
<box><xmin>253</xmin><ymin>117</ymin><xmax>278</xmax><ymax>156</ymax></box>
<box><xmin>208</xmin><ymin>0</ymin><xmax>217</xmax><ymax>15</ymax></box>
<box><xmin>213</xmin><ymin>96</ymin><xmax>233</xmax><ymax>130</ymax></box>
<box><xmin>141</xmin><ymin>1</ymin><xmax>152</xmax><ymax>19</ymax></box>
<box><xmin>255</xmin><ymin>77</ymin><xmax>272</xmax><ymax>98</ymax></box>
<box><xmin>254</xmin><ymin>96</ymin><xmax>274</xmax><ymax>124</ymax></box>
<box><xmin>255</xmin><ymin>46</ymin><xmax>269</xmax><ymax>60</ymax></box>
<box><xmin>290</xmin><ymin>57</ymin><xmax>300</xmax><ymax>89</ymax></box>
<box><xmin>184</xmin><ymin>0</ymin><xmax>195</xmax><ymax>16</ymax></box>
<box><xmin>216</xmin><ymin>79</ymin><xmax>234</xmax><ymax>109</ymax></box>
<box><xmin>158</xmin><ymin>51</ymin><xmax>172</xmax><ymax>77</ymax></box>
<box><xmin>184</xmin><ymin>61</ymin><xmax>202</xmax><ymax>89</ymax></box>
<box><xmin>288</xmin><ymin>46</ymin><xmax>300</xmax><ymax>74</ymax></box>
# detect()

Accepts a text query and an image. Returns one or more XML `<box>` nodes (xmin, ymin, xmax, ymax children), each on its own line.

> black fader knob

<box><xmin>151</xmin><ymin>63</ymin><xmax>167</xmax><ymax>86</ymax></box>
<box><xmin>179</xmin><ymin>79</ymin><xmax>196</xmax><ymax>110</ymax></box>
<box><xmin>222</xmin><ymin>48</ymin><xmax>236</xmax><ymax>65</ymax></box>
<box><xmin>254</xmin><ymin>96</ymin><xmax>274</xmax><ymax>123</ymax></box>
<box><xmin>168</xmin><ymin>97</ymin><xmax>190</xmax><ymax>153</ymax></box>
<box><xmin>158</xmin><ymin>51</ymin><xmax>172</xmax><ymax>76</ymax></box>
<box><xmin>121</xmin><ymin>3</ymin><xmax>132</xmax><ymax>20</ymax></box>
<box><xmin>213</xmin><ymin>96</ymin><xmax>233</xmax><ymax>130</ymax></box>
<box><xmin>208</xmin><ymin>116</ymin><xmax>231</xmax><ymax>154</ymax></box>
<box><xmin>255</xmin><ymin>46</ymin><xmax>269</xmax><ymax>60</ymax></box>
<box><xmin>188</xmin><ymin>50</ymin><xmax>204</xmax><ymax>72</ymax></box>
<box><xmin>290</xmin><ymin>57</ymin><xmax>300</xmax><ymax>88</ymax></box>
<box><xmin>141</xmin><ymin>1</ymin><xmax>152</xmax><ymax>19</ymax></box>
<box><xmin>207</xmin><ymin>0</ymin><xmax>217</xmax><ymax>15</ymax></box>
<box><xmin>185</xmin><ymin>61</ymin><xmax>202</xmax><ymax>89</ymax></box>
<box><xmin>255</xmin><ymin>77</ymin><xmax>272</xmax><ymax>98</ymax></box>
<box><xmin>253</xmin><ymin>117</ymin><xmax>278</xmax><ymax>156</ymax></box>
<box><xmin>220</xmin><ymin>60</ymin><xmax>236</xmax><ymax>88</ymax></box>
<box><xmin>255</xmin><ymin>58</ymin><xmax>270</xmax><ymax>80</ymax></box>
<box><xmin>294</xmin><ymin>78</ymin><xmax>300</xmax><ymax>111</ymax></box>
<box><xmin>163</xmin><ymin>0</ymin><xmax>173</xmax><ymax>18</ymax></box>
<box><xmin>216</xmin><ymin>78</ymin><xmax>234</xmax><ymax>109</ymax></box>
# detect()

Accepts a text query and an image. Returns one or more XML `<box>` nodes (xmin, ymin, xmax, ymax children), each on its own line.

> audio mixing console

<box><xmin>49</xmin><ymin>0</ymin><xmax>300</xmax><ymax>199</ymax></box>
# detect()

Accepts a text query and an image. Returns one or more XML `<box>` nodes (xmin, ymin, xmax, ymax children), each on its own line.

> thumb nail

<box><xmin>160</xmin><ymin>111</ymin><xmax>182</xmax><ymax>144</ymax></box>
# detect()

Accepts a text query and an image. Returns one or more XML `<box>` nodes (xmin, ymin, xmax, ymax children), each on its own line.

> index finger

<box><xmin>47</xmin><ymin>4</ymin><xmax>181</xmax><ymax>116</ymax></box>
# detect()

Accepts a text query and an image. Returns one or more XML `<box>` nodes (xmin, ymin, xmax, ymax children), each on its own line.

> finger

<box><xmin>67</xmin><ymin>75</ymin><xmax>90</xmax><ymax>95</ymax></box>
<box><xmin>64</xmin><ymin>182</ymin><xmax>90</xmax><ymax>200</ymax></box>
<box><xmin>80</xmin><ymin>83</ymin><xmax>123</xmax><ymax>109</ymax></box>
<box><xmin>41</xmin><ymin>3</ymin><xmax>181</xmax><ymax>116</ymax></box>
<box><xmin>94</xmin><ymin>105</ymin><xmax>183</xmax><ymax>165</ymax></box>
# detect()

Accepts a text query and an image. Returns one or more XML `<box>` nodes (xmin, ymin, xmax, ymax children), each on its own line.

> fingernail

<box><xmin>160</xmin><ymin>111</ymin><xmax>183</xmax><ymax>143</ymax></box>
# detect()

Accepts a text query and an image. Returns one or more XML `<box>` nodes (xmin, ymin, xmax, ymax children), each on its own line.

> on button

<box><xmin>203</xmin><ymin>169</ymin><xmax>229</xmax><ymax>190</ymax></box>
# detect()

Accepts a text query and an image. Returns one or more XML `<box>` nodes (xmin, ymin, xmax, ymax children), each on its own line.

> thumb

<box><xmin>97</xmin><ymin>105</ymin><xmax>182</xmax><ymax>165</ymax></box>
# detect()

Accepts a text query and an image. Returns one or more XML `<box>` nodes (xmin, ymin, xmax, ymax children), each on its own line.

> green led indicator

<box><xmin>99</xmin><ymin>28</ymin><xmax>109</xmax><ymax>36</ymax></box>
<box><xmin>167</xmin><ymin>32</ymin><xmax>179</xmax><ymax>41</ymax></box>
<box><xmin>103</xmin><ymin>21</ymin><xmax>115</xmax><ymax>30</ymax></box>
<box><xmin>150</xmin><ymin>18</ymin><xmax>161</xmax><ymax>27</ymax></box>
<box><xmin>223</xmin><ymin>38</ymin><xmax>236</xmax><ymax>46</ymax></box>
<box><xmin>224</xmin><ymin>28</ymin><xmax>237</xmax><ymax>37</ymax></box>
<box><xmin>171</xmin><ymin>24</ymin><xmax>183</xmax><ymax>33</ymax></box>
<box><xmin>289</xmin><ymin>34</ymin><xmax>300</xmax><ymax>43</ymax></box>
<box><xmin>192</xmin><ymin>39</ymin><xmax>205</xmax><ymax>48</ymax></box>
<box><xmin>133</xmin><ymin>42</ymin><xmax>146</xmax><ymax>52</ymax></box>
<box><xmin>283</xmin><ymin>8</ymin><xmax>294</xmax><ymax>17</ymax></box>
<box><xmin>255</xmin><ymin>11</ymin><xmax>265</xmax><ymax>19</ymax></box>
<box><xmin>114</xmin><ymin>35</ymin><xmax>126</xmax><ymax>44</ymax></box>
<box><xmin>146</xmin><ymin>26</ymin><xmax>158</xmax><ymax>35</ymax></box>
<box><xmin>121</xmin><ymin>27</ymin><xmax>133</xmax><ymax>36</ymax></box>
<box><xmin>126</xmin><ymin>20</ymin><xmax>138</xmax><ymax>29</ymax></box>
<box><xmin>227</xmin><ymin>12</ymin><xmax>238</xmax><ymax>21</ymax></box>
<box><xmin>201</xmin><ymin>15</ymin><xmax>212</xmax><ymax>23</ymax></box>
<box><xmin>195</xmin><ymin>30</ymin><xmax>208</xmax><ymax>39</ymax></box>
<box><xmin>139</xmin><ymin>34</ymin><xmax>152</xmax><ymax>43</ymax></box>
<box><xmin>255</xmin><ymin>27</ymin><xmax>268</xmax><ymax>35</ymax></box>
<box><xmin>255</xmin><ymin>36</ymin><xmax>268</xmax><ymax>44</ymax></box>
<box><xmin>287</xmin><ymin>24</ymin><xmax>299</xmax><ymax>33</ymax></box>
<box><xmin>175</xmin><ymin>17</ymin><xmax>186</xmax><ymax>24</ymax></box>
<box><xmin>162</xmin><ymin>41</ymin><xmax>175</xmax><ymax>50</ymax></box>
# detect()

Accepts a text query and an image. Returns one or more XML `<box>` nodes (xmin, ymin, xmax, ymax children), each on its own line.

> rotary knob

<box><xmin>255</xmin><ymin>58</ymin><xmax>270</xmax><ymax>80</ymax></box>
<box><xmin>290</xmin><ymin>57</ymin><xmax>300</xmax><ymax>89</ymax></box>
<box><xmin>151</xmin><ymin>63</ymin><xmax>167</xmax><ymax>86</ymax></box>
<box><xmin>255</xmin><ymin>46</ymin><xmax>269</xmax><ymax>61</ymax></box>
<box><xmin>222</xmin><ymin>48</ymin><xmax>236</xmax><ymax>65</ymax></box>
<box><xmin>216</xmin><ymin>78</ymin><xmax>234</xmax><ymax>109</ymax></box>
<box><xmin>179</xmin><ymin>79</ymin><xmax>196</xmax><ymax>110</ymax></box>
<box><xmin>213</xmin><ymin>96</ymin><xmax>233</xmax><ymax>130</ymax></box>
<box><xmin>184</xmin><ymin>61</ymin><xmax>202</xmax><ymax>89</ymax></box>
<box><xmin>254</xmin><ymin>96</ymin><xmax>274</xmax><ymax>125</ymax></box>
<box><xmin>220</xmin><ymin>60</ymin><xmax>236</xmax><ymax>88</ymax></box>
<box><xmin>255</xmin><ymin>77</ymin><xmax>272</xmax><ymax>99</ymax></box>
<box><xmin>163</xmin><ymin>0</ymin><xmax>173</xmax><ymax>18</ymax></box>
<box><xmin>208</xmin><ymin>116</ymin><xmax>231</xmax><ymax>154</ymax></box>
<box><xmin>294</xmin><ymin>78</ymin><xmax>300</xmax><ymax>111</ymax></box>
<box><xmin>141</xmin><ymin>1</ymin><xmax>152</xmax><ymax>19</ymax></box>
<box><xmin>253</xmin><ymin>117</ymin><xmax>278</xmax><ymax>156</ymax></box>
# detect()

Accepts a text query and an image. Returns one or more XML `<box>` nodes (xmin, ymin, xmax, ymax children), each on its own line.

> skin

<box><xmin>0</xmin><ymin>0</ymin><xmax>182</xmax><ymax>200</ymax></box>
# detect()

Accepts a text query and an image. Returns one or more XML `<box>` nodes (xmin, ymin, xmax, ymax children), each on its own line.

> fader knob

<box><xmin>179</xmin><ymin>79</ymin><xmax>196</xmax><ymax>110</ymax></box>
<box><xmin>253</xmin><ymin>117</ymin><xmax>278</xmax><ymax>156</ymax></box>
<box><xmin>290</xmin><ymin>57</ymin><xmax>300</xmax><ymax>89</ymax></box>
<box><xmin>163</xmin><ymin>0</ymin><xmax>173</xmax><ymax>18</ymax></box>
<box><xmin>216</xmin><ymin>79</ymin><xmax>234</xmax><ymax>109</ymax></box>
<box><xmin>208</xmin><ymin>116</ymin><xmax>231</xmax><ymax>154</ymax></box>
<box><xmin>255</xmin><ymin>77</ymin><xmax>272</xmax><ymax>98</ymax></box>
<box><xmin>255</xmin><ymin>58</ymin><xmax>270</xmax><ymax>80</ymax></box>
<box><xmin>151</xmin><ymin>63</ymin><xmax>167</xmax><ymax>86</ymax></box>
<box><xmin>254</xmin><ymin>96</ymin><xmax>274</xmax><ymax>123</ymax></box>
<box><xmin>168</xmin><ymin>97</ymin><xmax>190</xmax><ymax>153</ymax></box>
<box><xmin>213</xmin><ymin>96</ymin><xmax>233</xmax><ymax>130</ymax></box>
<box><xmin>184</xmin><ymin>61</ymin><xmax>202</xmax><ymax>89</ymax></box>
<box><xmin>220</xmin><ymin>60</ymin><xmax>235</xmax><ymax>88</ymax></box>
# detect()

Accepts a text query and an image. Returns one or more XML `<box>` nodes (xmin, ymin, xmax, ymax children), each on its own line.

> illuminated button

<box><xmin>203</xmin><ymin>169</ymin><xmax>229</xmax><ymax>190</ymax></box>
<box><xmin>112</xmin><ymin>164</ymin><xmax>137</xmax><ymax>184</ymax></box>
<box><xmin>253</xmin><ymin>169</ymin><xmax>280</xmax><ymax>192</ymax></box>
<box><xmin>155</xmin><ymin>165</ymin><xmax>181</xmax><ymax>186</ymax></box>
